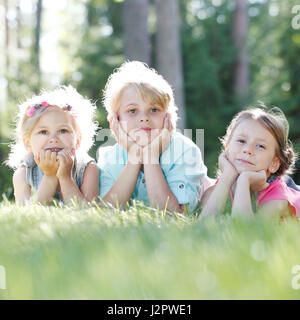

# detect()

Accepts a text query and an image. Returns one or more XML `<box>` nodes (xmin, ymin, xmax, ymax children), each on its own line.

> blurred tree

<box><xmin>16</xmin><ymin>0</ymin><xmax>21</xmax><ymax>50</ymax></box>
<box><xmin>276</xmin><ymin>0</ymin><xmax>300</xmax><ymax>182</ymax></box>
<box><xmin>233</xmin><ymin>0</ymin><xmax>249</xmax><ymax>105</ymax></box>
<box><xmin>155</xmin><ymin>0</ymin><xmax>185</xmax><ymax>130</ymax></box>
<box><xmin>181</xmin><ymin>0</ymin><xmax>236</xmax><ymax>176</ymax></box>
<box><xmin>248</xmin><ymin>0</ymin><xmax>300</xmax><ymax>182</ymax></box>
<box><xmin>67</xmin><ymin>0</ymin><xmax>124</xmax><ymax>159</ymax></box>
<box><xmin>4</xmin><ymin>0</ymin><xmax>9</xmax><ymax>75</ymax></box>
<box><xmin>123</xmin><ymin>0</ymin><xmax>151</xmax><ymax>65</ymax></box>
<box><xmin>33</xmin><ymin>0</ymin><xmax>43</xmax><ymax>93</ymax></box>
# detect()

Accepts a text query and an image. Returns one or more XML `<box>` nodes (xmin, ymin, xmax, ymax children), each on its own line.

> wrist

<box><xmin>125</xmin><ymin>161</ymin><xmax>142</xmax><ymax>172</ymax></box>
<box><xmin>43</xmin><ymin>173</ymin><xmax>58</xmax><ymax>180</ymax></box>
<box><xmin>42</xmin><ymin>175</ymin><xmax>58</xmax><ymax>190</ymax></box>
<box><xmin>58</xmin><ymin>175</ymin><xmax>73</xmax><ymax>184</ymax></box>
<box><xmin>220</xmin><ymin>170</ymin><xmax>238</xmax><ymax>185</ymax></box>
<box><xmin>237</xmin><ymin>172</ymin><xmax>250</xmax><ymax>185</ymax></box>
<box><xmin>127</xmin><ymin>153</ymin><xmax>142</xmax><ymax>165</ymax></box>
<box><xmin>142</xmin><ymin>148</ymin><xmax>160</xmax><ymax>165</ymax></box>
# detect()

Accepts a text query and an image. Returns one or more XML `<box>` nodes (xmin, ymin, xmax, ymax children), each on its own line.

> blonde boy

<box><xmin>98</xmin><ymin>61</ymin><xmax>208</xmax><ymax>213</ymax></box>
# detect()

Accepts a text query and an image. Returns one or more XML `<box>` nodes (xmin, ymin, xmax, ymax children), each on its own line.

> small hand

<box><xmin>142</xmin><ymin>114</ymin><xmax>173</xmax><ymax>164</ymax></box>
<box><xmin>239</xmin><ymin>170</ymin><xmax>269</xmax><ymax>192</ymax></box>
<box><xmin>218</xmin><ymin>151</ymin><xmax>238</xmax><ymax>180</ymax></box>
<box><xmin>34</xmin><ymin>149</ymin><xmax>59</xmax><ymax>177</ymax></box>
<box><xmin>111</xmin><ymin>114</ymin><xmax>143</xmax><ymax>164</ymax></box>
<box><xmin>56</xmin><ymin>149</ymin><xmax>74</xmax><ymax>180</ymax></box>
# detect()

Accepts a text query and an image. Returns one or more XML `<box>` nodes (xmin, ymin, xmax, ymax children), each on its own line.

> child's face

<box><xmin>117</xmin><ymin>86</ymin><xmax>167</xmax><ymax>146</ymax></box>
<box><xmin>27</xmin><ymin>108</ymin><xmax>79</xmax><ymax>157</ymax></box>
<box><xmin>227</xmin><ymin>119</ymin><xmax>280</xmax><ymax>175</ymax></box>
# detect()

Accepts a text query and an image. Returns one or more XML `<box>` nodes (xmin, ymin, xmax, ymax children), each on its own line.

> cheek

<box><xmin>30</xmin><ymin>135</ymin><xmax>42</xmax><ymax>147</ymax></box>
<box><xmin>226</xmin><ymin>144</ymin><xmax>236</xmax><ymax>161</ymax></box>
<box><xmin>121</xmin><ymin>119</ymin><xmax>135</xmax><ymax>133</ymax></box>
<box><xmin>152</xmin><ymin>113</ymin><xmax>166</xmax><ymax>128</ymax></box>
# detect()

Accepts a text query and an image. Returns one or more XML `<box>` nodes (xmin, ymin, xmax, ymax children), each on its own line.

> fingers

<box><xmin>164</xmin><ymin>114</ymin><xmax>170</xmax><ymax>130</ymax></box>
<box><xmin>57</xmin><ymin>149</ymin><xmax>73</xmax><ymax>163</ymax></box>
<box><xmin>34</xmin><ymin>153</ymin><xmax>40</xmax><ymax>165</ymax></box>
<box><xmin>111</xmin><ymin>114</ymin><xmax>119</xmax><ymax>134</ymax></box>
<box><xmin>39</xmin><ymin>149</ymin><xmax>56</xmax><ymax>164</ymax></box>
<box><xmin>112</xmin><ymin>115</ymin><xmax>128</xmax><ymax>143</ymax></box>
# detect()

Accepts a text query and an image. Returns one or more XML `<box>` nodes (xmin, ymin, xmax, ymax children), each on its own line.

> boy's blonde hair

<box><xmin>102</xmin><ymin>61</ymin><xmax>178</xmax><ymax>129</ymax></box>
<box><xmin>220</xmin><ymin>106</ymin><xmax>297</xmax><ymax>176</ymax></box>
<box><xmin>7</xmin><ymin>86</ymin><xmax>98</xmax><ymax>168</ymax></box>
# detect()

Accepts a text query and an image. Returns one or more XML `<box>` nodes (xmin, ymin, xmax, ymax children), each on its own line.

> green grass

<box><xmin>0</xmin><ymin>199</ymin><xmax>300</xmax><ymax>299</ymax></box>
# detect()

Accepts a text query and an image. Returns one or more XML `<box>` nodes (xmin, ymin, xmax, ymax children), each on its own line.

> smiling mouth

<box><xmin>236</xmin><ymin>159</ymin><xmax>254</xmax><ymax>165</ymax></box>
<box><xmin>45</xmin><ymin>147</ymin><xmax>63</xmax><ymax>153</ymax></box>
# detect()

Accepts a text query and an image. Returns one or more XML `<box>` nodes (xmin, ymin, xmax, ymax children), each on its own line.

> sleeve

<box><xmin>75</xmin><ymin>153</ymin><xmax>96</xmax><ymax>188</ymax></box>
<box><xmin>165</xmin><ymin>145</ymin><xmax>208</xmax><ymax>213</ymax></box>
<box><xmin>97</xmin><ymin>146</ymin><xmax>119</xmax><ymax>199</ymax></box>
<box><xmin>257</xmin><ymin>179</ymin><xmax>300</xmax><ymax>216</ymax></box>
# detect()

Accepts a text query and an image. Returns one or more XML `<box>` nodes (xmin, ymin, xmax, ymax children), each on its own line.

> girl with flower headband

<box><xmin>7</xmin><ymin>86</ymin><xmax>99</xmax><ymax>204</ymax></box>
<box><xmin>200</xmin><ymin>106</ymin><xmax>300</xmax><ymax>219</ymax></box>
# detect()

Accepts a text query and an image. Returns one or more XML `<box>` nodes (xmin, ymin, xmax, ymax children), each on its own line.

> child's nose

<box><xmin>139</xmin><ymin>114</ymin><xmax>149</xmax><ymax>122</ymax></box>
<box><xmin>242</xmin><ymin>144</ymin><xmax>253</xmax><ymax>155</ymax></box>
<box><xmin>48</xmin><ymin>134</ymin><xmax>58</xmax><ymax>143</ymax></box>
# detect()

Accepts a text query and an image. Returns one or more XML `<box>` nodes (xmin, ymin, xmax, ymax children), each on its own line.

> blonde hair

<box><xmin>7</xmin><ymin>85</ymin><xmax>98</xmax><ymax>168</ymax></box>
<box><xmin>102</xmin><ymin>61</ymin><xmax>178</xmax><ymax>129</ymax></box>
<box><xmin>220</xmin><ymin>106</ymin><xmax>297</xmax><ymax>176</ymax></box>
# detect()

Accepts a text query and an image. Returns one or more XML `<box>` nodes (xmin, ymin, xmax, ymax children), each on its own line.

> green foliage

<box><xmin>63</xmin><ymin>0</ymin><xmax>124</xmax><ymax>159</ymax></box>
<box><xmin>0</xmin><ymin>143</ymin><xmax>14</xmax><ymax>200</ymax></box>
<box><xmin>0</xmin><ymin>201</ymin><xmax>300</xmax><ymax>299</ymax></box>
<box><xmin>181</xmin><ymin>0</ymin><xmax>238</xmax><ymax>176</ymax></box>
<box><xmin>2</xmin><ymin>0</ymin><xmax>300</xmax><ymax>198</ymax></box>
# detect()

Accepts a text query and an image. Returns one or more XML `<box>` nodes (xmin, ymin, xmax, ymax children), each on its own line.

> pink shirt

<box><xmin>257</xmin><ymin>178</ymin><xmax>300</xmax><ymax>217</ymax></box>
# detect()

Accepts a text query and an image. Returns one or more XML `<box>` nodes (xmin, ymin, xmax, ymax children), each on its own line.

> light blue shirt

<box><xmin>97</xmin><ymin>132</ymin><xmax>208</xmax><ymax>212</ymax></box>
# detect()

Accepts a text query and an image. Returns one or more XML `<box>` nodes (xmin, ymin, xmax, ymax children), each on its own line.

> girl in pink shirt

<box><xmin>200</xmin><ymin>106</ymin><xmax>299</xmax><ymax>219</ymax></box>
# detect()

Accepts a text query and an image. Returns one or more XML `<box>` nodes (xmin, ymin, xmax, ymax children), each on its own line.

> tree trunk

<box><xmin>123</xmin><ymin>0</ymin><xmax>151</xmax><ymax>65</ymax></box>
<box><xmin>16</xmin><ymin>0</ymin><xmax>21</xmax><ymax>77</ymax></box>
<box><xmin>34</xmin><ymin>0</ymin><xmax>43</xmax><ymax>93</ymax></box>
<box><xmin>16</xmin><ymin>0</ymin><xmax>21</xmax><ymax>49</ymax></box>
<box><xmin>4</xmin><ymin>0</ymin><xmax>9</xmax><ymax>75</ymax></box>
<box><xmin>1</xmin><ymin>0</ymin><xmax>9</xmax><ymax>113</ymax></box>
<box><xmin>233</xmin><ymin>0</ymin><xmax>249</xmax><ymax>104</ymax></box>
<box><xmin>155</xmin><ymin>0</ymin><xmax>185</xmax><ymax>131</ymax></box>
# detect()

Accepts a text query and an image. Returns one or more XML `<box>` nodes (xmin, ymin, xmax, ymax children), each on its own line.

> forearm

<box><xmin>200</xmin><ymin>173</ymin><xmax>235</xmax><ymax>217</ymax></box>
<box><xmin>232</xmin><ymin>177</ymin><xmax>254</xmax><ymax>218</ymax></box>
<box><xmin>59</xmin><ymin>177</ymin><xmax>85</xmax><ymax>203</ymax></box>
<box><xmin>102</xmin><ymin>162</ymin><xmax>141</xmax><ymax>207</ymax></box>
<box><xmin>35</xmin><ymin>175</ymin><xmax>58</xmax><ymax>204</ymax></box>
<box><xmin>143</xmin><ymin>164</ymin><xmax>182</xmax><ymax>212</ymax></box>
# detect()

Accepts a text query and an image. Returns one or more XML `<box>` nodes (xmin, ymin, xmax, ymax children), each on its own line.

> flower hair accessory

<box><xmin>26</xmin><ymin>101</ymin><xmax>72</xmax><ymax>117</ymax></box>
<box><xmin>26</xmin><ymin>101</ymin><xmax>49</xmax><ymax>117</ymax></box>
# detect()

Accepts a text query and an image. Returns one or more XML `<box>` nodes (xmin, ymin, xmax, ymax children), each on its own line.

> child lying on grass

<box><xmin>200</xmin><ymin>106</ymin><xmax>300</xmax><ymax>219</ymax></box>
<box><xmin>98</xmin><ymin>61</ymin><xmax>210</xmax><ymax>213</ymax></box>
<box><xmin>8</xmin><ymin>86</ymin><xmax>99</xmax><ymax>204</ymax></box>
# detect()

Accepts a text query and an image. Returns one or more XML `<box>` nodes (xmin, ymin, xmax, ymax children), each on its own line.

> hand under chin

<box><xmin>130</xmin><ymin>129</ymin><xmax>160</xmax><ymax>147</ymax></box>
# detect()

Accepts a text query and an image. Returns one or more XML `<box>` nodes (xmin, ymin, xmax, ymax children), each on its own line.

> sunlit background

<box><xmin>0</xmin><ymin>0</ymin><xmax>299</xmax><ymax>198</ymax></box>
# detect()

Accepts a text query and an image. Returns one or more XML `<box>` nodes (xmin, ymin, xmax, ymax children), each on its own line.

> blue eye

<box><xmin>257</xmin><ymin>144</ymin><xmax>266</xmax><ymax>149</ymax></box>
<box><xmin>237</xmin><ymin>139</ymin><xmax>245</xmax><ymax>143</ymax></box>
<box><xmin>151</xmin><ymin>108</ymin><xmax>159</xmax><ymax>113</ymax></box>
<box><xmin>128</xmin><ymin>109</ymin><xmax>136</xmax><ymax>114</ymax></box>
<box><xmin>39</xmin><ymin>130</ymin><xmax>47</xmax><ymax>135</ymax></box>
<box><xmin>60</xmin><ymin>129</ymin><xmax>69</xmax><ymax>134</ymax></box>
